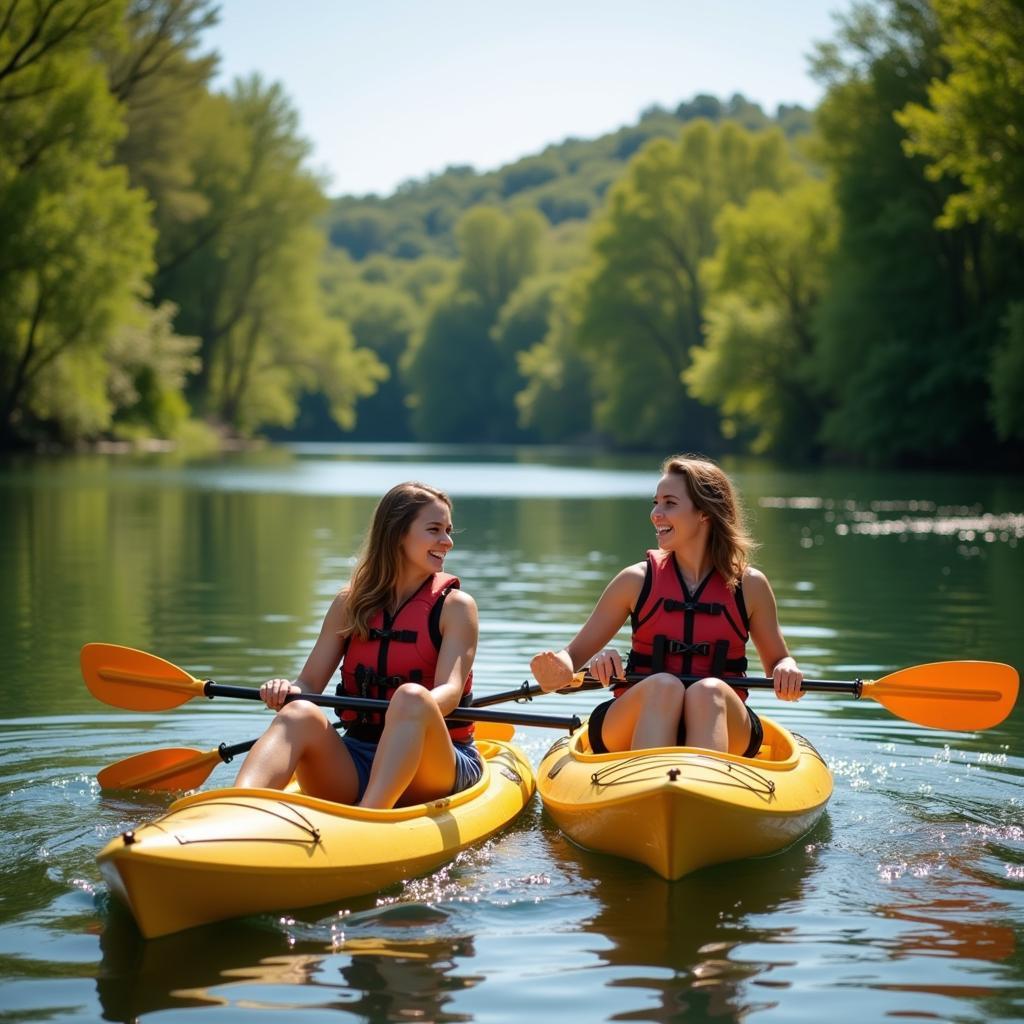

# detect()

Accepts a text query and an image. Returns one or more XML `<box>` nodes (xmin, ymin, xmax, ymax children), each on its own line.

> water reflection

<box><xmin>96</xmin><ymin>899</ymin><xmax>480</xmax><ymax>1021</ymax></box>
<box><xmin>882</xmin><ymin>897</ymin><xmax>1016</xmax><ymax>961</ymax></box>
<box><xmin>540</xmin><ymin>816</ymin><xmax>833</xmax><ymax>1024</ymax></box>
<box><xmin>2</xmin><ymin>448</ymin><xmax>1023</xmax><ymax>1024</ymax></box>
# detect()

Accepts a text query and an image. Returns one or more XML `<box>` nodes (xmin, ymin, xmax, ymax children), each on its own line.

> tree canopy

<box><xmin>1</xmin><ymin>1</ymin><xmax>1020</xmax><ymax>467</ymax></box>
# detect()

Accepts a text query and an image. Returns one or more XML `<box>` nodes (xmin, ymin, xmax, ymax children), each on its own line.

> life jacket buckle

<box><xmin>664</xmin><ymin>640</ymin><xmax>710</xmax><ymax>656</ymax></box>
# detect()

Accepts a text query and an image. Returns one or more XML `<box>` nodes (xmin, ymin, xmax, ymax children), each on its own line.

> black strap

<box><xmin>427</xmin><ymin>584</ymin><xmax>454</xmax><ymax>650</ymax></box>
<box><xmin>710</xmin><ymin>639</ymin><xmax>729</xmax><ymax>677</ymax></box>
<box><xmin>663</xmin><ymin>598</ymin><xmax>724</xmax><ymax>615</ymax></box>
<box><xmin>734</xmin><ymin>581</ymin><xmax>751</xmax><ymax>634</ymax></box>
<box><xmin>630</xmin><ymin>557</ymin><xmax>657</xmax><ymax>631</ymax></box>
<box><xmin>368</xmin><ymin>627</ymin><xmax>417</xmax><ymax>643</ymax></box>
<box><xmin>628</xmin><ymin>648</ymin><xmax>747</xmax><ymax>676</ymax></box>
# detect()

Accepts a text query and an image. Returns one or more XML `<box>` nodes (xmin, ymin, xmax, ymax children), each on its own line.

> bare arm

<box><xmin>531</xmin><ymin>563</ymin><xmax>645</xmax><ymax>690</ymax></box>
<box><xmin>742</xmin><ymin>568</ymin><xmax>803</xmax><ymax>701</ymax></box>
<box><xmin>260</xmin><ymin>591</ymin><xmax>348</xmax><ymax>709</ymax></box>
<box><xmin>428</xmin><ymin>588</ymin><xmax>479</xmax><ymax>715</ymax></box>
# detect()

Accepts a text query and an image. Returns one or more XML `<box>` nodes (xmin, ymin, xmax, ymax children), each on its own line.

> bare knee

<box><xmin>685</xmin><ymin>677</ymin><xmax>729</xmax><ymax>714</ymax></box>
<box><xmin>639</xmin><ymin>673</ymin><xmax>685</xmax><ymax>713</ymax></box>
<box><xmin>384</xmin><ymin>683</ymin><xmax>435</xmax><ymax>725</ymax></box>
<box><xmin>275</xmin><ymin>700</ymin><xmax>329</xmax><ymax>733</ymax></box>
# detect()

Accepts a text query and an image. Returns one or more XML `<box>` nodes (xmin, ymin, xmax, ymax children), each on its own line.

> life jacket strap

<box><xmin>368</xmin><ymin>627</ymin><xmax>418</xmax><ymax>643</ymax></box>
<box><xmin>662</xmin><ymin>599</ymin><xmax>724</xmax><ymax>615</ymax></box>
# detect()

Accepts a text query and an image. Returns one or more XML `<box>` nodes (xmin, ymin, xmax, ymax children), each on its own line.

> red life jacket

<box><xmin>336</xmin><ymin>572</ymin><xmax>474</xmax><ymax>742</ymax></box>
<box><xmin>620</xmin><ymin>550</ymin><xmax>750</xmax><ymax>700</ymax></box>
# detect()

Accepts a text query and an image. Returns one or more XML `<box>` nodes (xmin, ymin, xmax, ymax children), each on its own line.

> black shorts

<box><xmin>587</xmin><ymin>696</ymin><xmax>764</xmax><ymax>758</ymax></box>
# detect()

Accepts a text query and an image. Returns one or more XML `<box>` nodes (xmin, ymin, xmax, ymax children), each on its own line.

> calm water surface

<box><xmin>1</xmin><ymin>446</ymin><xmax>1022</xmax><ymax>1023</ymax></box>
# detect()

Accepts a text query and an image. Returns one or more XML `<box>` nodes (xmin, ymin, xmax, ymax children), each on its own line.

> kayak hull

<box><xmin>97</xmin><ymin>736</ymin><xmax>535</xmax><ymax>938</ymax></box>
<box><xmin>538</xmin><ymin>716</ymin><xmax>832</xmax><ymax>880</ymax></box>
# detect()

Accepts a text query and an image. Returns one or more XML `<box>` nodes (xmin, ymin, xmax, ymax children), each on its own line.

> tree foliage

<box><xmin>1</xmin><ymin>1</ymin><xmax>1020</xmax><ymax>469</ymax></box>
<box><xmin>151</xmin><ymin>75</ymin><xmax>384</xmax><ymax>433</ymax></box>
<box><xmin>809</xmin><ymin>0</ymin><xmax>1024</xmax><ymax>465</ymax></box>
<box><xmin>0</xmin><ymin>0</ymin><xmax>157</xmax><ymax>442</ymax></box>
<box><xmin>897</xmin><ymin>0</ymin><xmax>1024</xmax><ymax>237</ymax></box>
<box><xmin>405</xmin><ymin>208</ymin><xmax>545</xmax><ymax>442</ymax></box>
<box><xmin>686</xmin><ymin>180</ymin><xmax>837</xmax><ymax>456</ymax></box>
<box><xmin>516</xmin><ymin>274</ymin><xmax>594</xmax><ymax>442</ymax></box>
<box><xmin>571</xmin><ymin>120</ymin><xmax>799</xmax><ymax>448</ymax></box>
<box><xmin>322</xmin><ymin>98</ymin><xmax>814</xmax><ymax>262</ymax></box>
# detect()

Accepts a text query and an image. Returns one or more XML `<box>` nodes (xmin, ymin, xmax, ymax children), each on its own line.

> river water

<box><xmin>0</xmin><ymin>445</ymin><xmax>1021</xmax><ymax>1023</ymax></box>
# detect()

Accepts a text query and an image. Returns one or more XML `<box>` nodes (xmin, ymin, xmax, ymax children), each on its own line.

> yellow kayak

<box><xmin>97</xmin><ymin>731</ymin><xmax>535</xmax><ymax>938</ymax></box>
<box><xmin>537</xmin><ymin>715</ymin><xmax>832</xmax><ymax>880</ymax></box>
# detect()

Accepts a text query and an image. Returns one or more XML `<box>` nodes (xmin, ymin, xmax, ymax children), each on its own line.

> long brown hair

<box><xmin>341</xmin><ymin>481</ymin><xmax>453</xmax><ymax>641</ymax></box>
<box><xmin>661</xmin><ymin>454</ymin><xmax>755</xmax><ymax>589</ymax></box>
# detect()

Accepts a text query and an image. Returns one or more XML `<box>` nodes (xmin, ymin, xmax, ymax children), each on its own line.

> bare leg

<box><xmin>359</xmin><ymin>685</ymin><xmax>457</xmax><ymax>809</ymax></box>
<box><xmin>600</xmin><ymin>673</ymin><xmax>684</xmax><ymax>751</ymax></box>
<box><xmin>233</xmin><ymin>702</ymin><xmax>360</xmax><ymax>803</ymax></box>
<box><xmin>683</xmin><ymin>677</ymin><xmax>752</xmax><ymax>755</ymax></box>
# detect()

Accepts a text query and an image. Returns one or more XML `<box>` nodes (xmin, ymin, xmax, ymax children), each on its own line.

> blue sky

<box><xmin>203</xmin><ymin>1</ymin><xmax>846</xmax><ymax>198</ymax></box>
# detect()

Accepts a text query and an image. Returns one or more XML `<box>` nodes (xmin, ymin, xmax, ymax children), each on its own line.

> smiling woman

<box><xmin>531</xmin><ymin>453</ymin><xmax>806</xmax><ymax>756</ymax></box>
<box><xmin>232</xmin><ymin>480</ymin><xmax>484</xmax><ymax>808</ymax></box>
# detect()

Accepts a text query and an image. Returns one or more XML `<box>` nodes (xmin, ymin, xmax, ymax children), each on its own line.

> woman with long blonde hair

<box><xmin>235</xmin><ymin>482</ymin><xmax>482</xmax><ymax>808</ymax></box>
<box><xmin>531</xmin><ymin>455</ymin><xmax>803</xmax><ymax>754</ymax></box>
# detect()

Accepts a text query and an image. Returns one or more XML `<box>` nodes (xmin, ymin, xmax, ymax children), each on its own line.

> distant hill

<box><xmin>324</xmin><ymin>93</ymin><xmax>813</xmax><ymax>261</ymax></box>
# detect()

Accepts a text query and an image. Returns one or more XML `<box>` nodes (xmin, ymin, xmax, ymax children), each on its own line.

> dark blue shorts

<box><xmin>340</xmin><ymin>735</ymin><xmax>484</xmax><ymax>802</ymax></box>
<box><xmin>587</xmin><ymin>697</ymin><xmax>764</xmax><ymax>758</ymax></box>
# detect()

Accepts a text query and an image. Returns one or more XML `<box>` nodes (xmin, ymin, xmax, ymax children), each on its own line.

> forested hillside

<box><xmin>324</xmin><ymin>95</ymin><xmax>813</xmax><ymax>261</ymax></box>
<box><xmin>2</xmin><ymin>0</ymin><xmax>1021</xmax><ymax>467</ymax></box>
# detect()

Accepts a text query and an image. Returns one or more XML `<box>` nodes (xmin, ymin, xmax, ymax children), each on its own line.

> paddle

<box><xmin>477</xmin><ymin>661</ymin><xmax>1019</xmax><ymax>731</ymax></box>
<box><xmin>96</xmin><ymin>718</ymin><xmax>518</xmax><ymax>793</ymax></box>
<box><xmin>96</xmin><ymin>729</ymin><xmax>337</xmax><ymax>792</ymax></box>
<box><xmin>81</xmin><ymin>643</ymin><xmax>581</xmax><ymax>731</ymax></box>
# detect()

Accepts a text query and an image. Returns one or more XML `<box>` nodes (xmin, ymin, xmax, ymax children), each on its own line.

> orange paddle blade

<box><xmin>97</xmin><ymin>747</ymin><xmax>221</xmax><ymax>792</ymax></box>
<box><xmin>865</xmin><ymin>661</ymin><xmax>1019</xmax><ymax>730</ymax></box>
<box><xmin>472</xmin><ymin>721</ymin><xmax>516</xmax><ymax>741</ymax></box>
<box><xmin>81</xmin><ymin>643</ymin><xmax>205</xmax><ymax>710</ymax></box>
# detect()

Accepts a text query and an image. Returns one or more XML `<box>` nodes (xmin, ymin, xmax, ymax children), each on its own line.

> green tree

<box><xmin>155</xmin><ymin>75</ymin><xmax>384</xmax><ymax>433</ymax></box>
<box><xmin>516</xmin><ymin>275</ymin><xmax>594</xmax><ymax>442</ymax></box>
<box><xmin>106</xmin><ymin>300</ymin><xmax>200</xmax><ymax>438</ymax></box>
<box><xmin>573</xmin><ymin>120</ymin><xmax>798</xmax><ymax>448</ymax></box>
<box><xmin>895</xmin><ymin>0</ymin><xmax>1024</xmax><ymax>451</ymax></box>
<box><xmin>896</xmin><ymin>0</ymin><xmax>1024</xmax><ymax>237</ymax></box>
<box><xmin>103</xmin><ymin>0</ymin><xmax>219</xmax><ymax>237</ymax></box>
<box><xmin>321</xmin><ymin>253</ymin><xmax>420</xmax><ymax>440</ymax></box>
<box><xmin>0</xmin><ymin>0</ymin><xmax>159</xmax><ymax>444</ymax></box>
<box><xmin>810</xmin><ymin>0</ymin><xmax>1023</xmax><ymax>464</ymax></box>
<box><xmin>685</xmin><ymin>180</ymin><xmax>838</xmax><ymax>456</ymax></box>
<box><xmin>988</xmin><ymin>302</ymin><xmax>1024</xmax><ymax>443</ymax></box>
<box><xmin>405</xmin><ymin>208</ymin><xmax>544</xmax><ymax>441</ymax></box>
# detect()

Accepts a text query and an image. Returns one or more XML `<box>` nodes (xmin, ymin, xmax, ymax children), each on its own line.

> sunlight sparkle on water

<box><xmin>760</xmin><ymin>496</ymin><xmax>1024</xmax><ymax>545</ymax></box>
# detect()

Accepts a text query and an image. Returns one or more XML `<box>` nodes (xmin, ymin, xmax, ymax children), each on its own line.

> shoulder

<box><xmin>604</xmin><ymin>561</ymin><xmax>647</xmax><ymax>601</ymax></box>
<box><xmin>325</xmin><ymin>588</ymin><xmax>350</xmax><ymax>619</ymax></box>
<box><xmin>440</xmin><ymin>586</ymin><xmax>478</xmax><ymax>624</ymax></box>
<box><xmin>613</xmin><ymin>560</ymin><xmax>648</xmax><ymax>584</ymax></box>
<box><xmin>741</xmin><ymin>565</ymin><xmax>767</xmax><ymax>587</ymax></box>
<box><xmin>740</xmin><ymin>566</ymin><xmax>775</xmax><ymax>607</ymax></box>
<box><xmin>444</xmin><ymin>586</ymin><xmax>477</xmax><ymax>610</ymax></box>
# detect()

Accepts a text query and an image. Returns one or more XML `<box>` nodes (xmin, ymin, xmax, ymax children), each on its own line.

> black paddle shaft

<box><xmin>201</xmin><ymin>681</ymin><xmax>582</xmax><ymax>731</ymax></box>
<box><xmin>478</xmin><ymin>673</ymin><xmax>864</xmax><ymax>706</ymax></box>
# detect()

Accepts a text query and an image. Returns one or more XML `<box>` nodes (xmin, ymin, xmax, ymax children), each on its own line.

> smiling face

<box><xmin>400</xmin><ymin>497</ymin><xmax>454</xmax><ymax>576</ymax></box>
<box><xmin>650</xmin><ymin>472</ymin><xmax>706</xmax><ymax>550</ymax></box>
